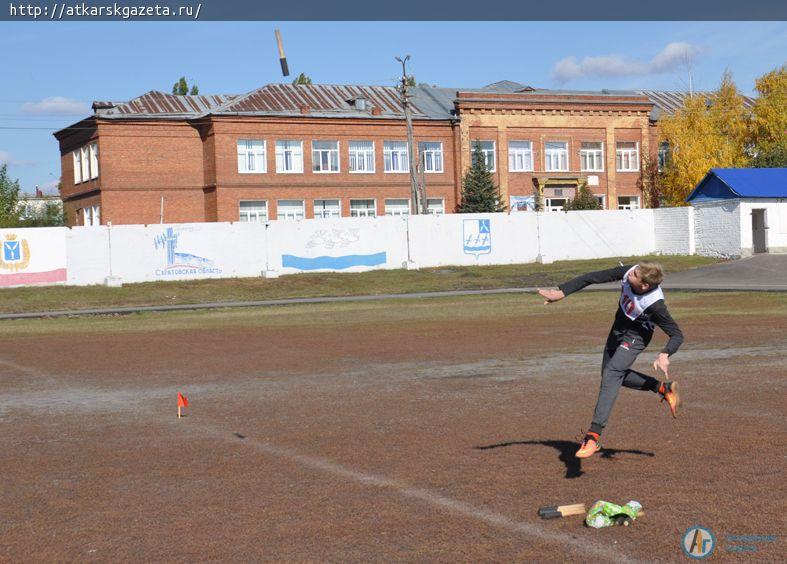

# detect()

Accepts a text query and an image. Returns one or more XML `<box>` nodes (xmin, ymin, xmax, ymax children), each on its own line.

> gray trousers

<box><xmin>589</xmin><ymin>331</ymin><xmax>660</xmax><ymax>435</ymax></box>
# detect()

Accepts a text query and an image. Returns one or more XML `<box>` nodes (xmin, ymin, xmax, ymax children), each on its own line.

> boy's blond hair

<box><xmin>638</xmin><ymin>261</ymin><xmax>665</xmax><ymax>286</ymax></box>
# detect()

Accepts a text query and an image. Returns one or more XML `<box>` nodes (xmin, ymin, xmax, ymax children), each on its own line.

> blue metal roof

<box><xmin>686</xmin><ymin>168</ymin><xmax>787</xmax><ymax>202</ymax></box>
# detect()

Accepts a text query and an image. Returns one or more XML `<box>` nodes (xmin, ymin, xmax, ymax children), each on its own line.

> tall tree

<box><xmin>172</xmin><ymin>76</ymin><xmax>199</xmax><ymax>95</ymax></box>
<box><xmin>659</xmin><ymin>71</ymin><xmax>749</xmax><ymax>206</ymax></box>
<box><xmin>457</xmin><ymin>143</ymin><xmax>506</xmax><ymax>213</ymax></box>
<box><xmin>0</xmin><ymin>164</ymin><xmax>21</xmax><ymax>227</ymax></box>
<box><xmin>292</xmin><ymin>73</ymin><xmax>312</xmax><ymax>85</ymax></box>
<box><xmin>750</xmin><ymin>64</ymin><xmax>787</xmax><ymax>167</ymax></box>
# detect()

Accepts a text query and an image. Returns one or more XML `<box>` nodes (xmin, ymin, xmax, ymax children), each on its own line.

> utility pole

<box><xmin>395</xmin><ymin>55</ymin><xmax>424</xmax><ymax>215</ymax></box>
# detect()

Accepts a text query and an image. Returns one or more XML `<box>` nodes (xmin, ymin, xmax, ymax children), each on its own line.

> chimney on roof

<box><xmin>299</xmin><ymin>104</ymin><xmax>310</xmax><ymax>114</ymax></box>
<box><xmin>370</xmin><ymin>106</ymin><xmax>382</xmax><ymax>116</ymax></box>
<box><xmin>35</xmin><ymin>186</ymin><xmax>42</xmax><ymax>197</ymax></box>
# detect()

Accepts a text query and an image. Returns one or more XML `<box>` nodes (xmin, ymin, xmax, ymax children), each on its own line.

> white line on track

<box><xmin>188</xmin><ymin>423</ymin><xmax>637</xmax><ymax>563</ymax></box>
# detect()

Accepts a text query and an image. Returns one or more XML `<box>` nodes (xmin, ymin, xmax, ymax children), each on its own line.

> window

<box><xmin>545</xmin><ymin>198</ymin><xmax>567</xmax><ymax>212</ymax></box>
<box><xmin>239</xmin><ymin>200</ymin><xmax>268</xmax><ymax>222</ymax></box>
<box><xmin>312</xmin><ymin>140</ymin><xmax>339</xmax><ymax>173</ymax></box>
<box><xmin>277</xmin><ymin>200</ymin><xmax>305</xmax><ymax>220</ymax></box>
<box><xmin>81</xmin><ymin>147</ymin><xmax>90</xmax><ymax>182</ymax></box>
<box><xmin>385</xmin><ymin>198</ymin><xmax>410</xmax><ymax>216</ymax></box>
<box><xmin>472</xmin><ymin>141</ymin><xmax>496</xmax><ymax>172</ymax></box>
<box><xmin>617</xmin><ymin>196</ymin><xmax>640</xmax><ymax>210</ymax></box>
<box><xmin>595</xmin><ymin>195</ymin><xmax>606</xmax><ymax>209</ymax></box>
<box><xmin>419</xmin><ymin>142</ymin><xmax>443</xmax><ymax>173</ymax></box>
<box><xmin>314</xmin><ymin>199</ymin><xmax>340</xmax><ymax>219</ymax></box>
<box><xmin>89</xmin><ymin>142</ymin><xmax>99</xmax><ymax>179</ymax></box>
<box><xmin>658</xmin><ymin>141</ymin><xmax>670</xmax><ymax>172</ymax></box>
<box><xmin>72</xmin><ymin>150</ymin><xmax>82</xmax><ymax>184</ymax></box>
<box><xmin>616</xmin><ymin>142</ymin><xmax>640</xmax><ymax>172</ymax></box>
<box><xmin>545</xmin><ymin>142</ymin><xmax>569</xmax><ymax>172</ymax></box>
<box><xmin>580</xmin><ymin>142</ymin><xmax>604</xmax><ymax>172</ymax></box>
<box><xmin>508</xmin><ymin>141</ymin><xmax>533</xmax><ymax>172</ymax></box>
<box><xmin>82</xmin><ymin>205</ymin><xmax>100</xmax><ymax>226</ymax></box>
<box><xmin>237</xmin><ymin>140</ymin><xmax>266</xmax><ymax>173</ymax></box>
<box><xmin>384</xmin><ymin>141</ymin><xmax>409</xmax><ymax>173</ymax></box>
<box><xmin>275</xmin><ymin>140</ymin><xmax>303</xmax><ymax>173</ymax></box>
<box><xmin>350</xmin><ymin>199</ymin><xmax>376</xmax><ymax>217</ymax></box>
<box><xmin>427</xmin><ymin>198</ymin><xmax>445</xmax><ymax>215</ymax></box>
<box><xmin>348</xmin><ymin>141</ymin><xmax>375</xmax><ymax>173</ymax></box>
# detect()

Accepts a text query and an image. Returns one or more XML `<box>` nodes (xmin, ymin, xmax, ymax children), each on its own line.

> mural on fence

<box><xmin>153</xmin><ymin>227</ymin><xmax>222</xmax><ymax>277</ymax></box>
<box><xmin>0</xmin><ymin>230</ymin><xmax>67</xmax><ymax>286</ymax></box>
<box><xmin>283</xmin><ymin>227</ymin><xmax>387</xmax><ymax>271</ymax></box>
<box><xmin>463</xmin><ymin>219</ymin><xmax>492</xmax><ymax>256</ymax></box>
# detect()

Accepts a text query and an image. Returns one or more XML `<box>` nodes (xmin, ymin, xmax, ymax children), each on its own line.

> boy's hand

<box><xmin>538</xmin><ymin>288</ymin><xmax>565</xmax><ymax>304</ymax></box>
<box><xmin>653</xmin><ymin>352</ymin><xmax>670</xmax><ymax>377</ymax></box>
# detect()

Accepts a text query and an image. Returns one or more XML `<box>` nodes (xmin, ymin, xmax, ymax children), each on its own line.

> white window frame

<box><xmin>384</xmin><ymin>141</ymin><xmax>409</xmax><ymax>173</ymax></box>
<box><xmin>580</xmin><ymin>141</ymin><xmax>604</xmax><ymax>172</ymax></box>
<box><xmin>238</xmin><ymin>200</ymin><xmax>268</xmax><ymax>222</ymax></box>
<box><xmin>313</xmin><ymin>199</ymin><xmax>341</xmax><ymax>219</ymax></box>
<box><xmin>89</xmin><ymin>142</ymin><xmax>99</xmax><ymax>179</ymax></box>
<box><xmin>595</xmin><ymin>195</ymin><xmax>606</xmax><ymax>209</ymax></box>
<box><xmin>427</xmin><ymin>198</ymin><xmax>445</xmax><ymax>215</ymax></box>
<box><xmin>348</xmin><ymin>141</ymin><xmax>375</xmax><ymax>174</ymax></box>
<box><xmin>419</xmin><ymin>141</ymin><xmax>444</xmax><ymax>173</ymax></box>
<box><xmin>80</xmin><ymin>147</ymin><xmax>90</xmax><ymax>183</ymax></box>
<box><xmin>275</xmin><ymin>140</ymin><xmax>304</xmax><ymax>174</ymax></box>
<box><xmin>508</xmin><ymin>140</ymin><xmax>533</xmax><ymax>172</ymax></box>
<box><xmin>312</xmin><ymin>140</ymin><xmax>340</xmax><ymax>173</ymax></box>
<box><xmin>350</xmin><ymin>199</ymin><xmax>377</xmax><ymax>217</ymax></box>
<box><xmin>385</xmin><ymin>198</ymin><xmax>411</xmax><ymax>216</ymax></box>
<box><xmin>72</xmin><ymin>150</ymin><xmax>82</xmax><ymax>184</ymax></box>
<box><xmin>616</xmin><ymin>142</ymin><xmax>640</xmax><ymax>172</ymax></box>
<box><xmin>277</xmin><ymin>199</ymin><xmax>305</xmax><ymax>220</ymax></box>
<box><xmin>237</xmin><ymin>140</ymin><xmax>267</xmax><ymax>174</ymax></box>
<box><xmin>472</xmin><ymin>141</ymin><xmax>496</xmax><ymax>172</ymax></box>
<box><xmin>617</xmin><ymin>196</ymin><xmax>640</xmax><ymax>210</ymax></box>
<box><xmin>544</xmin><ymin>141</ymin><xmax>569</xmax><ymax>172</ymax></box>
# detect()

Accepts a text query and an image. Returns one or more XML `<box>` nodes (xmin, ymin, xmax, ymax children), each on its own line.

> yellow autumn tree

<box><xmin>750</xmin><ymin>64</ymin><xmax>787</xmax><ymax>167</ymax></box>
<box><xmin>659</xmin><ymin>71</ymin><xmax>749</xmax><ymax>206</ymax></box>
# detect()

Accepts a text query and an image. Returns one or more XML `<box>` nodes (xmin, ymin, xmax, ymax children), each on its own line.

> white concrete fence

<box><xmin>0</xmin><ymin>207</ymin><xmax>702</xmax><ymax>288</ymax></box>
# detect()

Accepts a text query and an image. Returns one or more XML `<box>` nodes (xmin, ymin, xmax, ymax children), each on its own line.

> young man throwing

<box><xmin>538</xmin><ymin>261</ymin><xmax>683</xmax><ymax>459</ymax></box>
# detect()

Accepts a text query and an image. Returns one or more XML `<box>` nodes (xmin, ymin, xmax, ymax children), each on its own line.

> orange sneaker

<box><xmin>661</xmin><ymin>381</ymin><xmax>681</xmax><ymax>418</ymax></box>
<box><xmin>576</xmin><ymin>434</ymin><xmax>601</xmax><ymax>459</ymax></box>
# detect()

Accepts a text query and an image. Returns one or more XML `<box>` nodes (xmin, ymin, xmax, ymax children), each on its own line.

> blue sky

<box><xmin>1</xmin><ymin>21</ymin><xmax>785</xmax><ymax>194</ymax></box>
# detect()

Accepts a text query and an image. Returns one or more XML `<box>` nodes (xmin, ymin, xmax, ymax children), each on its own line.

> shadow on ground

<box><xmin>475</xmin><ymin>440</ymin><xmax>655</xmax><ymax>479</ymax></box>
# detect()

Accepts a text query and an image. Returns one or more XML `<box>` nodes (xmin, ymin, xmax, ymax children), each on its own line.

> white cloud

<box><xmin>551</xmin><ymin>42</ymin><xmax>701</xmax><ymax>84</ymax></box>
<box><xmin>20</xmin><ymin>96</ymin><xmax>90</xmax><ymax>115</ymax></box>
<box><xmin>650</xmin><ymin>42</ymin><xmax>701</xmax><ymax>73</ymax></box>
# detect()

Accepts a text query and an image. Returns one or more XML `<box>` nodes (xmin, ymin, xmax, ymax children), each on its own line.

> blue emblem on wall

<box><xmin>463</xmin><ymin>219</ymin><xmax>492</xmax><ymax>255</ymax></box>
<box><xmin>3</xmin><ymin>240</ymin><xmax>21</xmax><ymax>261</ymax></box>
<box><xmin>153</xmin><ymin>227</ymin><xmax>222</xmax><ymax>276</ymax></box>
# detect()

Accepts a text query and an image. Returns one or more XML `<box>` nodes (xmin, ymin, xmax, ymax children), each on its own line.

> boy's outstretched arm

<box><xmin>538</xmin><ymin>265</ymin><xmax>630</xmax><ymax>305</ymax></box>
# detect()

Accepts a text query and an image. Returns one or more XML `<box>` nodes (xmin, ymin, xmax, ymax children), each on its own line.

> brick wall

<box><xmin>693</xmin><ymin>200</ymin><xmax>742</xmax><ymax>258</ymax></box>
<box><xmin>653</xmin><ymin>206</ymin><xmax>695</xmax><ymax>254</ymax></box>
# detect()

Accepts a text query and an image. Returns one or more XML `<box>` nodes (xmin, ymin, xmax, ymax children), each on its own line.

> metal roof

<box><xmin>75</xmin><ymin>83</ymin><xmax>756</xmax><ymax>128</ymax></box>
<box><xmin>213</xmin><ymin>83</ymin><xmax>453</xmax><ymax>119</ymax></box>
<box><xmin>93</xmin><ymin>91</ymin><xmax>238</xmax><ymax>117</ymax></box>
<box><xmin>687</xmin><ymin>168</ymin><xmax>787</xmax><ymax>201</ymax></box>
<box><xmin>637</xmin><ymin>90</ymin><xmax>756</xmax><ymax>121</ymax></box>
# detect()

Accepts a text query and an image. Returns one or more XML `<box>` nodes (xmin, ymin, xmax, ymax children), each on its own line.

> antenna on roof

<box><xmin>275</xmin><ymin>29</ymin><xmax>290</xmax><ymax>77</ymax></box>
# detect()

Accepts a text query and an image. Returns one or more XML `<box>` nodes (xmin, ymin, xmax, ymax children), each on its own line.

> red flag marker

<box><xmin>177</xmin><ymin>392</ymin><xmax>188</xmax><ymax>418</ymax></box>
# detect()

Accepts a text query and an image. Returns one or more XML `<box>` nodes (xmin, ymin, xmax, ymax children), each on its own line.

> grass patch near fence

<box><xmin>0</xmin><ymin>254</ymin><xmax>721</xmax><ymax>314</ymax></box>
